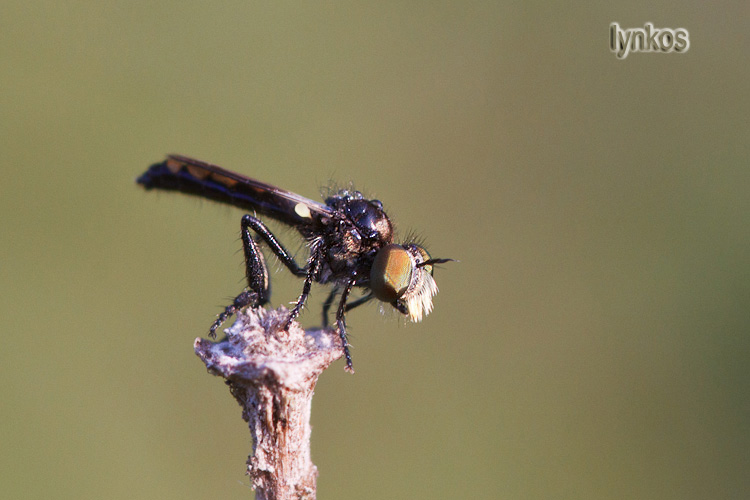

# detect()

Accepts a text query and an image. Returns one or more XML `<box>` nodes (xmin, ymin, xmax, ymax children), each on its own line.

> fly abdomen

<box><xmin>137</xmin><ymin>156</ymin><xmax>317</xmax><ymax>227</ymax></box>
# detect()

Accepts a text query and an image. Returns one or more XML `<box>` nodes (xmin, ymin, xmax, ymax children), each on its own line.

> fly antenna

<box><xmin>417</xmin><ymin>257</ymin><xmax>455</xmax><ymax>268</ymax></box>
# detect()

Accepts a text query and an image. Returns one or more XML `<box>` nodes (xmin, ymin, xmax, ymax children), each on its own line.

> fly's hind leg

<box><xmin>209</xmin><ymin>214</ymin><xmax>305</xmax><ymax>338</ymax></box>
<box><xmin>209</xmin><ymin>289</ymin><xmax>260</xmax><ymax>338</ymax></box>
<box><xmin>238</xmin><ymin>214</ymin><xmax>313</xmax><ymax>330</ymax></box>
<box><xmin>208</xmin><ymin>215</ymin><xmax>270</xmax><ymax>338</ymax></box>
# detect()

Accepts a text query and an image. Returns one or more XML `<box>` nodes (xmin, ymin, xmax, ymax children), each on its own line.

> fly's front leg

<box><xmin>336</xmin><ymin>274</ymin><xmax>357</xmax><ymax>373</ymax></box>
<box><xmin>343</xmin><ymin>294</ymin><xmax>373</xmax><ymax>313</ymax></box>
<box><xmin>322</xmin><ymin>289</ymin><xmax>373</xmax><ymax>328</ymax></box>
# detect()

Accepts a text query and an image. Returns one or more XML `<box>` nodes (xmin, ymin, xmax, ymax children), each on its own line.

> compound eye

<box><xmin>370</xmin><ymin>244</ymin><xmax>414</xmax><ymax>303</ymax></box>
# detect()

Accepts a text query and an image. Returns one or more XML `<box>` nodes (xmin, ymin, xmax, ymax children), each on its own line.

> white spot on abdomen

<box><xmin>295</xmin><ymin>203</ymin><xmax>312</xmax><ymax>219</ymax></box>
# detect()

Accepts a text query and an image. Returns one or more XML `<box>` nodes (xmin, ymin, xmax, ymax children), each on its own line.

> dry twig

<box><xmin>194</xmin><ymin>306</ymin><xmax>344</xmax><ymax>500</ymax></box>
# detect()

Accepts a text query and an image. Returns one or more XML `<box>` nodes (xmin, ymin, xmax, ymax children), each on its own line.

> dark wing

<box><xmin>137</xmin><ymin>155</ymin><xmax>332</xmax><ymax>227</ymax></box>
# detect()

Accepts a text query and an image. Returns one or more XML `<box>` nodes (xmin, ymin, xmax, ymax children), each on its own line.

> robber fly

<box><xmin>137</xmin><ymin>155</ymin><xmax>451</xmax><ymax>372</ymax></box>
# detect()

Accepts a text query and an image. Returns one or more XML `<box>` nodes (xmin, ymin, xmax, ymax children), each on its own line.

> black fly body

<box><xmin>138</xmin><ymin>155</ymin><xmax>452</xmax><ymax>372</ymax></box>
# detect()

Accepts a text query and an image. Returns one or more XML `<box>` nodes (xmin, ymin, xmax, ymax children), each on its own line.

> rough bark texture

<box><xmin>194</xmin><ymin>306</ymin><xmax>344</xmax><ymax>500</ymax></box>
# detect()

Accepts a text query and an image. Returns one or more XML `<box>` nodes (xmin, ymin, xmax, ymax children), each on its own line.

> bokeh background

<box><xmin>2</xmin><ymin>2</ymin><xmax>748</xmax><ymax>499</ymax></box>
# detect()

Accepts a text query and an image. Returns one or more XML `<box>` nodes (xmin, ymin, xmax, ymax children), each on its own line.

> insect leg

<box><xmin>208</xmin><ymin>215</ymin><xmax>272</xmax><ymax>337</ymax></box>
<box><xmin>209</xmin><ymin>289</ymin><xmax>259</xmax><ymax>338</ymax></box>
<box><xmin>336</xmin><ymin>275</ymin><xmax>357</xmax><ymax>373</ymax></box>
<box><xmin>240</xmin><ymin>215</ymin><xmax>272</xmax><ymax>304</ymax></box>
<box><xmin>209</xmin><ymin>214</ymin><xmax>307</xmax><ymax>338</ymax></box>
<box><xmin>241</xmin><ymin>214</ymin><xmax>306</xmax><ymax>278</ymax></box>
<box><xmin>285</xmin><ymin>242</ymin><xmax>322</xmax><ymax>328</ymax></box>
<box><xmin>343</xmin><ymin>294</ymin><xmax>373</xmax><ymax>312</ymax></box>
<box><xmin>321</xmin><ymin>287</ymin><xmax>340</xmax><ymax>328</ymax></box>
<box><xmin>323</xmin><ymin>291</ymin><xmax>373</xmax><ymax>328</ymax></box>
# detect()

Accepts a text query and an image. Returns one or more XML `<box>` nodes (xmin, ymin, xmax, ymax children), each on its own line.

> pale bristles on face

<box><xmin>404</xmin><ymin>269</ymin><xmax>438</xmax><ymax>322</ymax></box>
<box><xmin>402</xmin><ymin>245</ymin><xmax>439</xmax><ymax>322</ymax></box>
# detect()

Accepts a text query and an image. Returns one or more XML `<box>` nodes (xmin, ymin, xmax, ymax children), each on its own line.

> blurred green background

<box><xmin>2</xmin><ymin>2</ymin><xmax>748</xmax><ymax>499</ymax></box>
